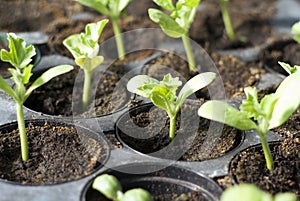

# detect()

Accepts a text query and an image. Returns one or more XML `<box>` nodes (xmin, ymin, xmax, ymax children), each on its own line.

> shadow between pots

<box><xmin>81</xmin><ymin>162</ymin><xmax>223</xmax><ymax>201</ymax></box>
<box><xmin>0</xmin><ymin>119</ymin><xmax>110</xmax><ymax>185</ymax></box>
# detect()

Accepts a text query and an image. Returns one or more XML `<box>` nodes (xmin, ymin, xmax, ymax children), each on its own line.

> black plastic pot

<box><xmin>228</xmin><ymin>141</ymin><xmax>300</xmax><ymax>196</ymax></box>
<box><xmin>82</xmin><ymin>162</ymin><xmax>223</xmax><ymax>201</ymax></box>
<box><xmin>0</xmin><ymin>119</ymin><xmax>110</xmax><ymax>185</ymax></box>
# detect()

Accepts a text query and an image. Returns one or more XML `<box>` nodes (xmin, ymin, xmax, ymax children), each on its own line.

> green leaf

<box><xmin>240</xmin><ymin>87</ymin><xmax>261</xmax><ymax>120</ymax></box>
<box><xmin>269</xmin><ymin>72</ymin><xmax>300</xmax><ymax>129</ymax></box>
<box><xmin>127</xmin><ymin>75</ymin><xmax>159</xmax><ymax>98</ymax></box>
<box><xmin>260</xmin><ymin>93</ymin><xmax>278</xmax><ymax>120</ymax></box>
<box><xmin>122</xmin><ymin>189</ymin><xmax>154</xmax><ymax>201</ymax></box>
<box><xmin>274</xmin><ymin>193</ymin><xmax>298</xmax><ymax>201</ymax></box>
<box><xmin>85</xmin><ymin>19</ymin><xmax>109</xmax><ymax>42</ymax></box>
<box><xmin>75</xmin><ymin>56</ymin><xmax>104</xmax><ymax>72</ymax></box>
<box><xmin>220</xmin><ymin>184</ymin><xmax>273</xmax><ymax>201</ymax></box>
<box><xmin>278</xmin><ymin>61</ymin><xmax>300</xmax><ymax>75</ymax></box>
<box><xmin>150</xmin><ymin>85</ymin><xmax>174</xmax><ymax>116</ymax></box>
<box><xmin>92</xmin><ymin>174</ymin><xmax>122</xmax><ymax>200</ymax></box>
<box><xmin>160</xmin><ymin>73</ymin><xmax>182</xmax><ymax>97</ymax></box>
<box><xmin>291</xmin><ymin>21</ymin><xmax>300</xmax><ymax>44</ymax></box>
<box><xmin>198</xmin><ymin>100</ymin><xmax>257</xmax><ymax>130</ymax></box>
<box><xmin>24</xmin><ymin>65</ymin><xmax>74</xmax><ymax>101</ymax></box>
<box><xmin>0</xmin><ymin>76</ymin><xmax>18</xmax><ymax>102</ymax></box>
<box><xmin>0</xmin><ymin>33</ymin><xmax>36</xmax><ymax>69</ymax></box>
<box><xmin>22</xmin><ymin>65</ymin><xmax>33</xmax><ymax>84</ymax></box>
<box><xmin>75</xmin><ymin>0</ymin><xmax>110</xmax><ymax>15</ymax></box>
<box><xmin>153</xmin><ymin>0</ymin><xmax>175</xmax><ymax>11</ymax></box>
<box><xmin>176</xmin><ymin>72</ymin><xmax>216</xmax><ymax>108</ymax></box>
<box><xmin>148</xmin><ymin>9</ymin><xmax>186</xmax><ymax>38</ymax></box>
<box><xmin>118</xmin><ymin>0</ymin><xmax>132</xmax><ymax>12</ymax></box>
<box><xmin>181</xmin><ymin>0</ymin><xmax>201</xmax><ymax>7</ymax></box>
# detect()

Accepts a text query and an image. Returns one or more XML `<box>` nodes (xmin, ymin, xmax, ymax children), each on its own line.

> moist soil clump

<box><xmin>0</xmin><ymin>121</ymin><xmax>103</xmax><ymax>184</ymax></box>
<box><xmin>117</xmin><ymin>102</ymin><xmax>241</xmax><ymax>161</ymax></box>
<box><xmin>230</xmin><ymin>139</ymin><xmax>300</xmax><ymax>196</ymax></box>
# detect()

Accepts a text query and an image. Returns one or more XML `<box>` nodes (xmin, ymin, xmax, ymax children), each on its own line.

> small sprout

<box><xmin>219</xmin><ymin>0</ymin><xmax>236</xmax><ymax>40</ymax></box>
<box><xmin>0</xmin><ymin>33</ymin><xmax>73</xmax><ymax>162</ymax></box>
<box><xmin>127</xmin><ymin>72</ymin><xmax>216</xmax><ymax>140</ymax></box>
<box><xmin>92</xmin><ymin>174</ymin><xmax>153</xmax><ymax>201</ymax></box>
<box><xmin>199</xmin><ymin>72</ymin><xmax>300</xmax><ymax>170</ymax></box>
<box><xmin>221</xmin><ymin>184</ymin><xmax>297</xmax><ymax>201</ymax></box>
<box><xmin>148</xmin><ymin>0</ymin><xmax>201</xmax><ymax>71</ymax></box>
<box><xmin>292</xmin><ymin>21</ymin><xmax>300</xmax><ymax>44</ymax></box>
<box><xmin>278</xmin><ymin>61</ymin><xmax>300</xmax><ymax>75</ymax></box>
<box><xmin>63</xmin><ymin>19</ymin><xmax>108</xmax><ymax>108</ymax></box>
<box><xmin>75</xmin><ymin>0</ymin><xmax>133</xmax><ymax>60</ymax></box>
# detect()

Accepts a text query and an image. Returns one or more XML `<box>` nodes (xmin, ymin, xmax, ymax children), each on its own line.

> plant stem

<box><xmin>258</xmin><ymin>132</ymin><xmax>274</xmax><ymax>171</ymax></box>
<box><xmin>111</xmin><ymin>17</ymin><xmax>125</xmax><ymax>60</ymax></box>
<box><xmin>169</xmin><ymin>116</ymin><xmax>176</xmax><ymax>140</ymax></box>
<box><xmin>82</xmin><ymin>69</ymin><xmax>92</xmax><ymax>108</ymax></box>
<box><xmin>16</xmin><ymin>102</ymin><xmax>29</xmax><ymax>162</ymax></box>
<box><xmin>219</xmin><ymin>0</ymin><xmax>236</xmax><ymax>40</ymax></box>
<box><xmin>181</xmin><ymin>34</ymin><xmax>196</xmax><ymax>71</ymax></box>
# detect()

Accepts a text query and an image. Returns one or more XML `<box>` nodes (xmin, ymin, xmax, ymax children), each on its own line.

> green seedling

<box><xmin>198</xmin><ymin>72</ymin><xmax>300</xmax><ymax>170</ymax></box>
<box><xmin>63</xmin><ymin>19</ymin><xmax>108</xmax><ymax>108</ymax></box>
<box><xmin>75</xmin><ymin>0</ymin><xmax>133</xmax><ymax>60</ymax></box>
<box><xmin>127</xmin><ymin>72</ymin><xmax>216</xmax><ymax>140</ymax></box>
<box><xmin>148</xmin><ymin>0</ymin><xmax>201</xmax><ymax>71</ymax></box>
<box><xmin>292</xmin><ymin>21</ymin><xmax>300</xmax><ymax>44</ymax></box>
<box><xmin>278</xmin><ymin>61</ymin><xmax>300</xmax><ymax>75</ymax></box>
<box><xmin>219</xmin><ymin>0</ymin><xmax>235</xmax><ymax>40</ymax></box>
<box><xmin>0</xmin><ymin>33</ymin><xmax>73</xmax><ymax>162</ymax></box>
<box><xmin>93</xmin><ymin>174</ymin><xmax>153</xmax><ymax>201</ymax></box>
<box><xmin>221</xmin><ymin>183</ymin><xmax>297</xmax><ymax>201</ymax></box>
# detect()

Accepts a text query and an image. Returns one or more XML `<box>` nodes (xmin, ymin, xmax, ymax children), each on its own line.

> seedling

<box><xmin>148</xmin><ymin>0</ymin><xmax>201</xmax><ymax>71</ymax></box>
<box><xmin>92</xmin><ymin>174</ymin><xmax>153</xmax><ymax>201</ymax></box>
<box><xmin>198</xmin><ymin>72</ymin><xmax>300</xmax><ymax>170</ymax></box>
<box><xmin>221</xmin><ymin>183</ymin><xmax>297</xmax><ymax>201</ymax></box>
<box><xmin>63</xmin><ymin>19</ymin><xmax>108</xmax><ymax>108</ymax></box>
<box><xmin>292</xmin><ymin>21</ymin><xmax>300</xmax><ymax>44</ymax></box>
<box><xmin>0</xmin><ymin>33</ymin><xmax>73</xmax><ymax>162</ymax></box>
<box><xmin>127</xmin><ymin>72</ymin><xmax>216</xmax><ymax>140</ymax></box>
<box><xmin>75</xmin><ymin>0</ymin><xmax>133</xmax><ymax>60</ymax></box>
<box><xmin>219</xmin><ymin>0</ymin><xmax>236</xmax><ymax>40</ymax></box>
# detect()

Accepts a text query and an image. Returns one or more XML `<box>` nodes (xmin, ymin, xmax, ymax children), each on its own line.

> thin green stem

<box><xmin>258</xmin><ymin>130</ymin><xmax>274</xmax><ymax>171</ymax></box>
<box><xmin>111</xmin><ymin>17</ymin><xmax>125</xmax><ymax>60</ymax></box>
<box><xmin>16</xmin><ymin>102</ymin><xmax>28</xmax><ymax>162</ymax></box>
<box><xmin>169</xmin><ymin>116</ymin><xmax>176</xmax><ymax>140</ymax></box>
<box><xmin>181</xmin><ymin>34</ymin><xmax>196</xmax><ymax>71</ymax></box>
<box><xmin>219</xmin><ymin>0</ymin><xmax>236</xmax><ymax>40</ymax></box>
<box><xmin>82</xmin><ymin>69</ymin><xmax>92</xmax><ymax>108</ymax></box>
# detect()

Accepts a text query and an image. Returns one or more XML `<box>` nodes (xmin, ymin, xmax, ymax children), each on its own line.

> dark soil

<box><xmin>191</xmin><ymin>0</ymin><xmax>276</xmax><ymax>51</ymax></box>
<box><xmin>0</xmin><ymin>121</ymin><xmax>105</xmax><ymax>185</ymax></box>
<box><xmin>102</xmin><ymin>130</ymin><xmax>123</xmax><ymax>150</ymax></box>
<box><xmin>261</xmin><ymin>37</ymin><xmax>300</xmax><ymax>76</ymax></box>
<box><xmin>229</xmin><ymin>140</ymin><xmax>300</xmax><ymax>196</ymax></box>
<box><xmin>24</xmin><ymin>65</ymin><xmax>129</xmax><ymax>117</ymax></box>
<box><xmin>117</xmin><ymin>102</ymin><xmax>242</xmax><ymax>161</ymax></box>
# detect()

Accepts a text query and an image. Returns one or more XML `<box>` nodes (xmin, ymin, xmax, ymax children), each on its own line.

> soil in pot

<box><xmin>83</xmin><ymin>163</ymin><xmax>222</xmax><ymax>201</ymax></box>
<box><xmin>191</xmin><ymin>0</ymin><xmax>276</xmax><ymax>51</ymax></box>
<box><xmin>261</xmin><ymin>37</ymin><xmax>300</xmax><ymax>76</ymax></box>
<box><xmin>24</xmin><ymin>64</ymin><xmax>129</xmax><ymax>117</ymax></box>
<box><xmin>116</xmin><ymin>101</ymin><xmax>243</xmax><ymax>161</ymax></box>
<box><xmin>229</xmin><ymin>139</ymin><xmax>300</xmax><ymax>196</ymax></box>
<box><xmin>0</xmin><ymin>120</ymin><xmax>109</xmax><ymax>185</ymax></box>
<box><xmin>144</xmin><ymin>51</ymin><xmax>268</xmax><ymax>99</ymax></box>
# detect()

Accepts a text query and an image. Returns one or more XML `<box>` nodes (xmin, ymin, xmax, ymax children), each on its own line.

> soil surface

<box><xmin>117</xmin><ymin>102</ymin><xmax>242</xmax><ymax>161</ymax></box>
<box><xmin>0</xmin><ymin>121</ymin><xmax>105</xmax><ymax>185</ymax></box>
<box><xmin>230</xmin><ymin>140</ymin><xmax>300</xmax><ymax>196</ymax></box>
<box><xmin>24</xmin><ymin>65</ymin><xmax>129</xmax><ymax>117</ymax></box>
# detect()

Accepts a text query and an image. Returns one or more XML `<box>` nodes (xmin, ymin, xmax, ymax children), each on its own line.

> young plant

<box><xmin>148</xmin><ymin>0</ymin><xmax>201</xmax><ymax>71</ymax></box>
<box><xmin>0</xmin><ymin>33</ymin><xmax>73</xmax><ymax>162</ymax></box>
<box><xmin>221</xmin><ymin>183</ymin><xmax>297</xmax><ymax>201</ymax></box>
<box><xmin>292</xmin><ymin>20</ymin><xmax>300</xmax><ymax>44</ymax></box>
<box><xmin>63</xmin><ymin>19</ymin><xmax>108</xmax><ymax>108</ymax></box>
<box><xmin>127</xmin><ymin>72</ymin><xmax>216</xmax><ymax>140</ymax></box>
<box><xmin>219</xmin><ymin>0</ymin><xmax>236</xmax><ymax>40</ymax></box>
<box><xmin>198</xmin><ymin>72</ymin><xmax>300</xmax><ymax>170</ymax></box>
<box><xmin>92</xmin><ymin>174</ymin><xmax>153</xmax><ymax>201</ymax></box>
<box><xmin>74</xmin><ymin>0</ymin><xmax>133</xmax><ymax>60</ymax></box>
